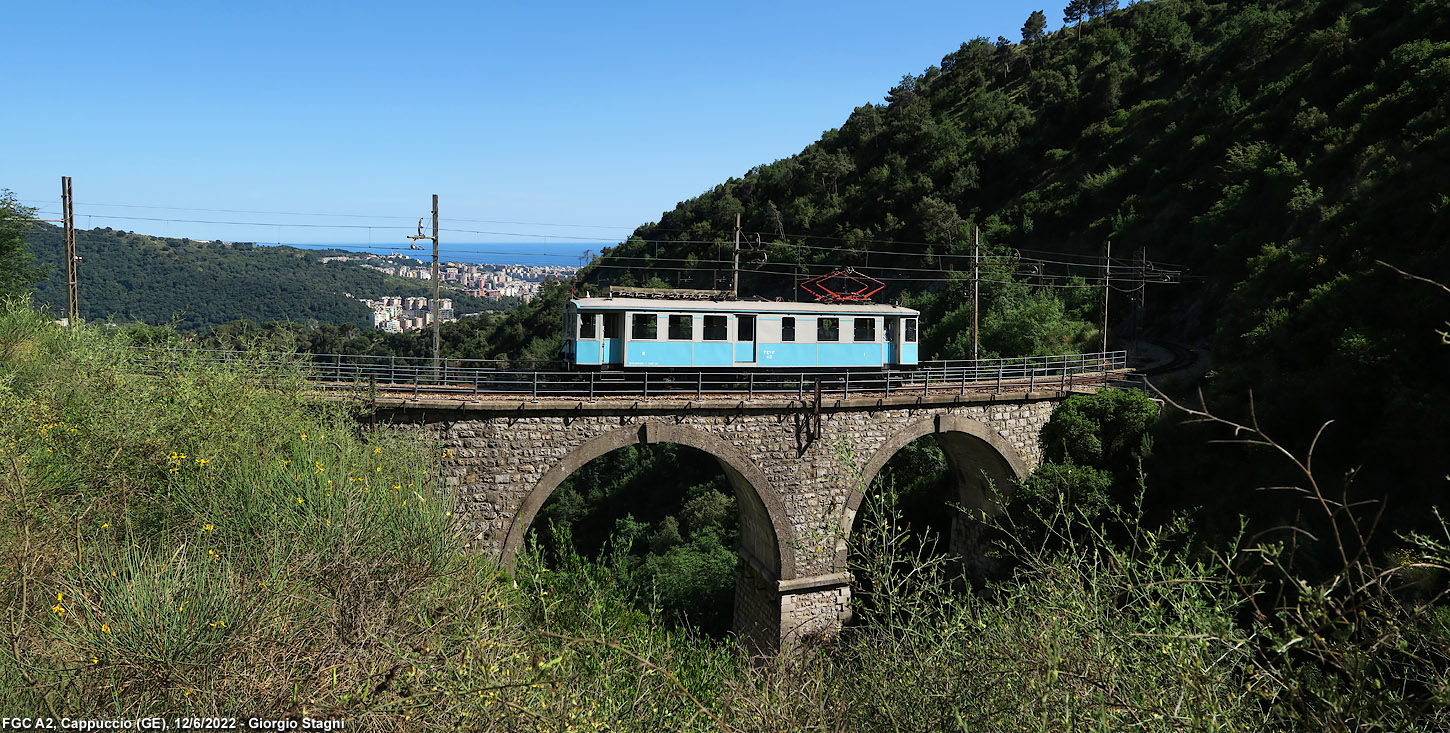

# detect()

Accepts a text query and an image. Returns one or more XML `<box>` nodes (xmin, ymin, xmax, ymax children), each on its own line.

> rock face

<box><xmin>377</xmin><ymin>390</ymin><xmax>1068</xmax><ymax>652</ymax></box>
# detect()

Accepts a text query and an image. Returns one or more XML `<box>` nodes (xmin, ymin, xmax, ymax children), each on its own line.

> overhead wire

<box><xmin>23</xmin><ymin>197</ymin><xmax>1192</xmax><ymax>271</ymax></box>
<box><xmin>28</xmin><ymin>209</ymin><xmax>1186</xmax><ymax>273</ymax></box>
<box><xmin>590</xmin><ymin>260</ymin><xmax>1167</xmax><ymax>287</ymax></box>
<box><xmin>44</xmin><ymin>224</ymin><xmax>1183</xmax><ymax>282</ymax></box>
<box><xmin>22</xmin><ymin>201</ymin><xmax>1192</xmax><ymax>287</ymax></box>
<box><xmin>20</xmin><ymin>200</ymin><xmax>647</xmax><ymax>230</ymax></box>
<box><xmin>12</xmin><ymin>197</ymin><xmax>1144</xmax><ymax>260</ymax></box>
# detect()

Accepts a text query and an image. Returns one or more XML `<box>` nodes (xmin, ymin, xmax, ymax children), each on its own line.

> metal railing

<box><xmin>122</xmin><ymin>347</ymin><xmax>1128</xmax><ymax>401</ymax></box>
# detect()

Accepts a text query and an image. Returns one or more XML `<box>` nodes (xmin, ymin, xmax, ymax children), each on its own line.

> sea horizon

<box><xmin>259</xmin><ymin>241</ymin><xmax>600</xmax><ymax>268</ymax></box>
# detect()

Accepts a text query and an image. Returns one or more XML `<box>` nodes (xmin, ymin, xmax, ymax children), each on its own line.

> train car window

<box><xmin>668</xmin><ymin>314</ymin><xmax>693</xmax><ymax>340</ymax></box>
<box><xmin>632</xmin><ymin>314</ymin><xmax>657</xmax><ymax>339</ymax></box>
<box><xmin>703</xmin><ymin>315</ymin><xmax>727</xmax><ymax>340</ymax></box>
<box><xmin>782</xmin><ymin>317</ymin><xmax>796</xmax><ymax>342</ymax></box>
<box><xmin>579</xmin><ymin>313</ymin><xmax>597</xmax><ymax>339</ymax></box>
<box><xmin>854</xmin><ymin>317</ymin><xmax>876</xmax><ymax>342</ymax></box>
<box><xmin>905</xmin><ymin>318</ymin><xmax>918</xmax><ymax>342</ymax></box>
<box><xmin>886</xmin><ymin>318</ymin><xmax>897</xmax><ymax>341</ymax></box>
<box><xmin>818</xmin><ymin>317</ymin><xmax>840</xmax><ymax>341</ymax></box>
<box><xmin>604</xmin><ymin>313</ymin><xmax>623</xmax><ymax>339</ymax></box>
<box><xmin>737</xmin><ymin>315</ymin><xmax>755</xmax><ymax>341</ymax></box>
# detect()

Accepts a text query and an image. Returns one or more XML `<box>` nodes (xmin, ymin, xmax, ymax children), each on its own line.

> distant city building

<box><xmin>361</xmin><ymin>295</ymin><xmax>454</xmax><ymax>333</ymax></box>
<box><xmin>353</xmin><ymin>253</ymin><xmax>575</xmax><ymax>305</ymax></box>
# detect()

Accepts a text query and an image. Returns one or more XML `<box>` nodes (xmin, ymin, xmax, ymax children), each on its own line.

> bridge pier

<box><xmin>377</xmin><ymin>390</ymin><xmax>1071</xmax><ymax>653</ymax></box>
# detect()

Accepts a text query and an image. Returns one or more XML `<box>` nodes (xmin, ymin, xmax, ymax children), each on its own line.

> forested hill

<box><xmin>468</xmin><ymin>0</ymin><xmax>1449</xmax><ymax>535</ymax></box>
<box><xmin>494</xmin><ymin>0</ymin><xmax>1449</xmax><ymax>353</ymax></box>
<box><xmin>24</xmin><ymin>224</ymin><xmax>492</xmax><ymax>331</ymax></box>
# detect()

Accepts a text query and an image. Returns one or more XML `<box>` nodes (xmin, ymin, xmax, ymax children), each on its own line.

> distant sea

<box><xmin>263</xmin><ymin>241</ymin><xmax>600</xmax><ymax>268</ymax></box>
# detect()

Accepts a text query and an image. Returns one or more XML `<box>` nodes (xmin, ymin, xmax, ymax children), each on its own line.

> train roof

<box><xmin>568</xmin><ymin>297</ymin><xmax>918</xmax><ymax>316</ymax></box>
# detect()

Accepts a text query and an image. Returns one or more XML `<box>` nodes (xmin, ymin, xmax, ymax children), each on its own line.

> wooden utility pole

<box><xmin>407</xmin><ymin>195</ymin><xmax>442</xmax><ymax>373</ymax></box>
<box><xmin>1101</xmin><ymin>240</ymin><xmax>1111</xmax><ymax>354</ymax></box>
<box><xmin>432</xmin><ymin>195</ymin><xmax>440</xmax><ymax>368</ymax></box>
<box><xmin>62</xmin><ymin>176</ymin><xmax>78</xmax><ymax>325</ymax></box>
<box><xmin>732</xmin><ymin>212</ymin><xmax>741</xmax><ymax>297</ymax></box>
<box><xmin>1136</xmin><ymin>244</ymin><xmax>1147</xmax><ymax>360</ymax></box>
<box><xmin>971</xmin><ymin>227</ymin><xmax>980</xmax><ymax>362</ymax></box>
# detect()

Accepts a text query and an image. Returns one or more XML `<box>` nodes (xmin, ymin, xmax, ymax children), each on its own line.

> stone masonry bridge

<box><xmin>368</xmin><ymin>383</ymin><xmax>1102</xmax><ymax>653</ymax></box>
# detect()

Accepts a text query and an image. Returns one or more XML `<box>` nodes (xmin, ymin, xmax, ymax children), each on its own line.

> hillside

<box><xmin>464</xmin><ymin>0</ymin><xmax>1449</xmax><ymax>539</ymax></box>
<box><xmin>24</xmin><ymin>223</ymin><xmax>494</xmax><ymax>331</ymax></box>
<box><xmin>3</xmin><ymin>298</ymin><xmax>1444</xmax><ymax>728</ymax></box>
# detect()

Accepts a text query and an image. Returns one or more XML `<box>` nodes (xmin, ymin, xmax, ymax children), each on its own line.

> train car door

<box><xmin>602</xmin><ymin>312</ymin><xmax>624</xmax><ymax>366</ymax></box>
<box><xmin>735</xmin><ymin>314</ymin><xmax>756</xmax><ymax>363</ymax></box>
<box><xmin>886</xmin><ymin>317</ymin><xmax>902</xmax><ymax>366</ymax></box>
<box><xmin>575</xmin><ymin>311</ymin><xmax>602</xmax><ymax>365</ymax></box>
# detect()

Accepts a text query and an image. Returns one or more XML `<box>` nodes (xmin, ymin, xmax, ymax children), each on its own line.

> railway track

<box><xmin>123</xmin><ymin>347</ymin><xmax>1130</xmax><ymax>402</ymax></box>
<box><xmin>1138</xmin><ymin>340</ymin><xmax>1199</xmax><ymax>377</ymax></box>
<box><xmin>330</xmin><ymin>371</ymin><xmax>1127</xmax><ymax>403</ymax></box>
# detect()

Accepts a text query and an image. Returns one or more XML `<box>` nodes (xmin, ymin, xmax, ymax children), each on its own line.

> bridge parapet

<box><xmin>124</xmin><ymin>346</ymin><xmax>1127</xmax><ymax>401</ymax></box>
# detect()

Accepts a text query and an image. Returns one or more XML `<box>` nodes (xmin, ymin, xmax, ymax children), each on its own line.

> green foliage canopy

<box><xmin>22</xmin><ymin>223</ymin><xmax>494</xmax><ymax>331</ymax></box>
<box><xmin>0</xmin><ymin>191</ymin><xmax>45</xmax><ymax>300</ymax></box>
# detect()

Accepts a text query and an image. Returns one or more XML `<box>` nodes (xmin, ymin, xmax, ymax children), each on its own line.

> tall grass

<box><xmin>1</xmin><ymin>302</ymin><xmax>1444</xmax><ymax>730</ymax></box>
<box><xmin>0</xmin><ymin>303</ymin><xmax>460</xmax><ymax>717</ymax></box>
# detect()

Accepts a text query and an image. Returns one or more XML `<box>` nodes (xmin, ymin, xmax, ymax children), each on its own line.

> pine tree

<box><xmin>1022</xmin><ymin>9</ymin><xmax>1048</xmax><ymax>44</ymax></box>
<box><xmin>1063</xmin><ymin>0</ymin><xmax>1087</xmax><ymax>37</ymax></box>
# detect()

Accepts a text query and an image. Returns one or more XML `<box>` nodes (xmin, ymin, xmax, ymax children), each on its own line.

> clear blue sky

<box><xmin>8</xmin><ymin>1</ymin><xmax>1058</xmax><ymax>250</ymax></box>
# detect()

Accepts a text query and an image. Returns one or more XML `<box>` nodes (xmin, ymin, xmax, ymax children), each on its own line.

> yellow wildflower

<box><xmin>203</xmin><ymin>524</ymin><xmax>214</xmax><ymax>531</ymax></box>
<box><xmin>52</xmin><ymin>604</ymin><xmax>65</xmax><ymax>616</ymax></box>
<box><xmin>296</xmin><ymin>497</ymin><xmax>304</xmax><ymax>504</ymax></box>
<box><xmin>101</xmin><ymin>624</ymin><xmax>111</xmax><ymax>634</ymax></box>
<box><xmin>373</xmin><ymin>447</ymin><xmax>382</xmax><ymax>454</ymax></box>
<box><xmin>100</xmin><ymin>522</ymin><xmax>109</xmax><ymax>528</ymax></box>
<box><xmin>300</xmin><ymin>433</ymin><xmax>307</xmax><ymax>440</ymax></box>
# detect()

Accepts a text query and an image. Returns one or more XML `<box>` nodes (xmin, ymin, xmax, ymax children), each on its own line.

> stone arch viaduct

<box><xmin>371</xmin><ymin>387</ymin><xmax>1088</xmax><ymax>652</ymax></box>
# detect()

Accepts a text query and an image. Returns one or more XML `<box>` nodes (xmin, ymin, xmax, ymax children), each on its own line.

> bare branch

<box><xmin>1248</xmin><ymin>525</ymin><xmax>1321</xmax><ymax>544</ymax></box>
<box><xmin>1305</xmin><ymin>420</ymin><xmax>1335</xmax><ymax>479</ymax></box>
<box><xmin>1375</xmin><ymin>259</ymin><xmax>1450</xmax><ymax>295</ymax></box>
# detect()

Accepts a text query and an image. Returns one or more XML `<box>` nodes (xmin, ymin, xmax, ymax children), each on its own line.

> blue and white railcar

<box><xmin>562</xmin><ymin>297</ymin><xmax>919</xmax><ymax>369</ymax></box>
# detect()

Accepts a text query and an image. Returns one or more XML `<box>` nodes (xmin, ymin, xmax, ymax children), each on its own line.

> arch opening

<box><xmin>504</xmin><ymin>424</ymin><xmax>790</xmax><ymax>647</ymax></box>
<box><xmin>844</xmin><ymin>416</ymin><xmax>1028</xmax><ymax>591</ymax></box>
